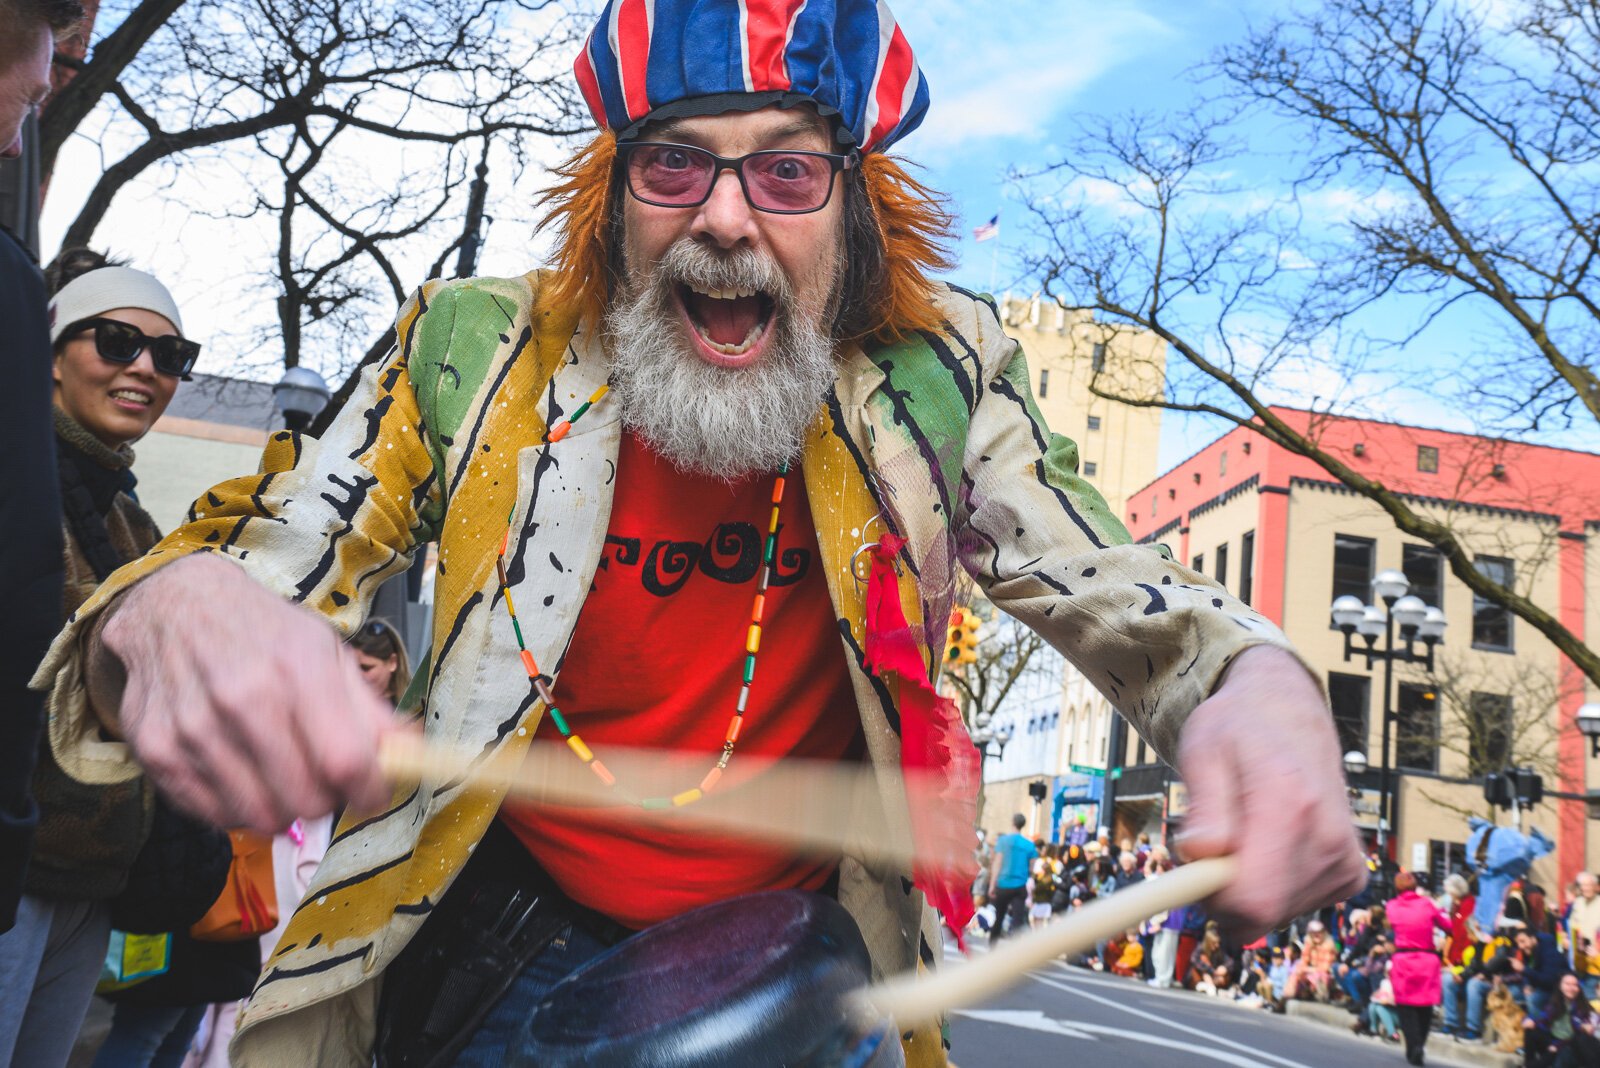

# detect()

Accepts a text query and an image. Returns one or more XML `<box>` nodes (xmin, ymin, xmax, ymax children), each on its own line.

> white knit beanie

<box><xmin>48</xmin><ymin>267</ymin><xmax>185</xmax><ymax>344</ymax></box>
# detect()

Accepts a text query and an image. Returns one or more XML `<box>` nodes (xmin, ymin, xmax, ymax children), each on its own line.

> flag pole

<box><xmin>987</xmin><ymin>228</ymin><xmax>1000</xmax><ymax>295</ymax></box>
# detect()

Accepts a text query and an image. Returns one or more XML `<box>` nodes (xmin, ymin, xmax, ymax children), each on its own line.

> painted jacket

<box><xmin>35</xmin><ymin>272</ymin><xmax>1296</xmax><ymax>1066</ymax></box>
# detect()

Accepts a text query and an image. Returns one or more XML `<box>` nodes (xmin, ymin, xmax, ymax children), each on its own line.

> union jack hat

<box><xmin>574</xmin><ymin>0</ymin><xmax>930</xmax><ymax>154</ymax></box>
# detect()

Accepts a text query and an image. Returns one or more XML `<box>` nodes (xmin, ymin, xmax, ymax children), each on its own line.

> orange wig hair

<box><xmin>537</xmin><ymin>132</ymin><xmax>956</xmax><ymax>344</ymax></box>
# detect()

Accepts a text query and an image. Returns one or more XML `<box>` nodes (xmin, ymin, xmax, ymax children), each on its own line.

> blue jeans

<box><xmin>1339</xmin><ymin>968</ymin><xmax>1371</xmax><ymax>1010</ymax></box>
<box><xmin>1441</xmin><ymin>970</ymin><xmax>1488</xmax><ymax>1038</ymax></box>
<box><xmin>451</xmin><ymin>922</ymin><xmax>612</xmax><ymax>1067</ymax></box>
<box><xmin>91</xmin><ymin>1002</ymin><xmax>206</xmax><ymax>1068</ymax></box>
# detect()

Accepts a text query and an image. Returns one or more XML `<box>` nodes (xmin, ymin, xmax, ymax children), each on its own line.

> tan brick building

<box><xmin>972</xmin><ymin>298</ymin><xmax>1165</xmax><ymax>841</ymax></box>
<box><xmin>1109</xmin><ymin>409</ymin><xmax>1600</xmax><ymax>890</ymax></box>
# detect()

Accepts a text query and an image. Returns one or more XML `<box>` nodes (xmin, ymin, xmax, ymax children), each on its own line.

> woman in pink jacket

<box><xmin>1388</xmin><ymin>871</ymin><xmax>1451</xmax><ymax>1066</ymax></box>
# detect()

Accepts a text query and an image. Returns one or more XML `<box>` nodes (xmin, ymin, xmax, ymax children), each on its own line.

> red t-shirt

<box><xmin>499</xmin><ymin>431</ymin><xmax>861</xmax><ymax>928</ymax></box>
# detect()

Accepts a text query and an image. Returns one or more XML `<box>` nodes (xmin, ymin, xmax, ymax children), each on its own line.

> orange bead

<box><xmin>726</xmin><ymin>715</ymin><xmax>743</xmax><ymax>744</ymax></box>
<box><xmin>590</xmin><ymin>759</ymin><xmax>616</xmax><ymax>786</ymax></box>
<box><xmin>751</xmin><ymin>594</ymin><xmax>765</xmax><ymax>624</ymax></box>
<box><xmin>700</xmin><ymin>767</ymin><xmax>723</xmax><ymax>793</ymax></box>
<box><xmin>771</xmin><ymin>476</ymin><xmax>785</xmax><ymax>502</ymax></box>
<box><xmin>549</xmin><ymin>421</ymin><xmax>571</xmax><ymax>442</ymax></box>
<box><xmin>519</xmin><ymin>649</ymin><xmax>539</xmax><ymax>678</ymax></box>
<box><xmin>499</xmin><ymin>528</ymin><xmax>511</xmax><ymax>556</ymax></box>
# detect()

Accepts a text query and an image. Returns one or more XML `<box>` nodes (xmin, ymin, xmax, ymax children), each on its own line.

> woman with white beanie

<box><xmin>0</xmin><ymin>251</ymin><xmax>205</xmax><ymax>1068</ymax></box>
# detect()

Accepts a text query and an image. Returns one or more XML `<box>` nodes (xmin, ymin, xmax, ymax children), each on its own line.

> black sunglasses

<box><xmin>617</xmin><ymin>141</ymin><xmax>858</xmax><ymax>215</ymax></box>
<box><xmin>61</xmin><ymin>317</ymin><xmax>200</xmax><ymax>380</ymax></box>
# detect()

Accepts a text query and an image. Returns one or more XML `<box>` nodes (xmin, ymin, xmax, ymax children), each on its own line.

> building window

<box><xmin>1331</xmin><ymin>534</ymin><xmax>1376</xmax><ymax>619</ymax></box>
<box><xmin>1220</xmin><ymin>450</ymin><xmax>1228</xmax><ymax>477</ymax></box>
<box><xmin>1240</xmin><ymin>531</ymin><xmax>1255</xmax><ymax>606</ymax></box>
<box><xmin>1430</xmin><ymin>841</ymin><xmax>1466</xmax><ymax>890</ymax></box>
<box><xmin>1091</xmin><ymin>343</ymin><xmax>1106</xmax><ymax>372</ymax></box>
<box><xmin>1039</xmin><ymin>368</ymin><xmax>1049</xmax><ymax>398</ymax></box>
<box><xmin>1327</xmin><ymin>672</ymin><xmax>1370</xmax><ymax>758</ymax></box>
<box><xmin>1192</xmin><ymin>553</ymin><xmax>1205</xmax><ymax>574</ymax></box>
<box><xmin>1151</xmin><ymin>495</ymin><xmax>1157</xmax><ymax>518</ymax></box>
<box><xmin>1136</xmin><ymin>738</ymin><xmax>1148</xmax><ymax>765</ymax></box>
<box><xmin>1468</xmin><ymin>692</ymin><xmax>1514</xmax><ymax>776</ymax></box>
<box><xmin>1214</xmin><ymin>543</ymin><xmax>1229</xmax><ymax>590</ymax></box>
<box><xmin>1417</xmin><ymin>445</ymin><xmax>1439</xmax><ymax>473</ymax></box>
<box><xmin>1396</xmin><ymin>684</ymin><xmax>1439</xmax><ymax>772</ymax></box>
<box><xmin>1087</xmin><ymin>415</ymin><xmax>1102</xmax><ymax>431</ymax></box>
<box><xmin>1402</xmin><ymin>544</ymin><xmax>1444</xmax><ymax>612</ymax></box>
<box><xmin>1083</xmin><ymin>461</ymin><xmax>1097</xmax><ymax>477</ymax></box>
<box><xmin>1472</xmin><ymin>556</ymin><xmax>1514</xmax><ymax>651</ymax></box>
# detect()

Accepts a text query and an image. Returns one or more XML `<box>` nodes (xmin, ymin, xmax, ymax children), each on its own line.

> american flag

<box><xmin>972</xmin><ymin>214</ymin><xmax>1000</xmax><ymax>242</ymax></box>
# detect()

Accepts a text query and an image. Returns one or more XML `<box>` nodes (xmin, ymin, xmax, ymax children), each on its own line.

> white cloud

<box><xmin>895</xmin><ymin>0</ymin><xmax>1173</xmax><ymax>156</ymax></box>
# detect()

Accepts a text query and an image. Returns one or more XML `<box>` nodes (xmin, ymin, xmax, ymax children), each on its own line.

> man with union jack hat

<box><xmin>37</xmin><ymin>1</ymin><xmax>1366</xmax><ymax>1064</ymax></box>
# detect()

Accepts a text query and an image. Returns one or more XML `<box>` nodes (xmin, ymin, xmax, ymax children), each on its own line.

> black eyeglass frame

<box><xmin>616</xmin><ymin>141</ymin><xmax>859</xmax><ymax>215</ymax></box>
<box><xmin>60</xmin><ymin>316</ymin><xmax>201</xmax><ymax>381</ymax></box>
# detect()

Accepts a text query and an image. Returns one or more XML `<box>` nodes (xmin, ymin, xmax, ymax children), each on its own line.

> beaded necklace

<box><xmin>496</xmin><ymin>383</ymin><xmax>790</xmax><ymax>810</ymax></box>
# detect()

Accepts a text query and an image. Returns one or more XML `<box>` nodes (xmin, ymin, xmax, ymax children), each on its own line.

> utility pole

<box><xmin>1101</xmin><ymin>711</ymin><xmax>1126</xmax><ymax>839</ymax></box>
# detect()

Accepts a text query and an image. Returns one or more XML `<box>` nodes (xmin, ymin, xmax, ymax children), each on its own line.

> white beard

<box><xmin>602</xmin><ymin>239</ymin><xmax>839</xmax><ymax>481</ymax></box>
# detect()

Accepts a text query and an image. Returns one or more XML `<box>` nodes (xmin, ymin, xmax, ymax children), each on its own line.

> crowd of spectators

<box><xmin>973</xmin><ymin>829</ymin><xmax>1600</xmax><ymax>1067</ymax></box>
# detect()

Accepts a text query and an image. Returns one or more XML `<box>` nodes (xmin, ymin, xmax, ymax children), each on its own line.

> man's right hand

<box><xmin>89</xmin><ymin>553</ymin><xmax>401</xmax><ymax>833</ymax></box>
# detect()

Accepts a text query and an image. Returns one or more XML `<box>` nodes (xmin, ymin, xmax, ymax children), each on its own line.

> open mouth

<box><xmin>676</xmin><ymin>283</ymin><xmax>776</xmax><ymax>360</ymax></box>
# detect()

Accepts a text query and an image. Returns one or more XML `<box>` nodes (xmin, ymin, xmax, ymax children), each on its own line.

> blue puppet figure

<box><xmin>1467</xmin><ymin>817</ymin><xmax>1554</xmax><ymax>932</ymax></box>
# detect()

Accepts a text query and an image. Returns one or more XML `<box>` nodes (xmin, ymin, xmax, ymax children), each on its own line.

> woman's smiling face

<box><xmin>53</xmin><ymin>307</ymin><xmax>181</xmax><ymax>448</ymax></box>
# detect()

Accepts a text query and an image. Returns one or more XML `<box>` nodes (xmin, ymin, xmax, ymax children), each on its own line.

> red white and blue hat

<box><xmin>574</xmin><ymin>0</ymin><xmax>930</xmax><ymax>154</ymax></box>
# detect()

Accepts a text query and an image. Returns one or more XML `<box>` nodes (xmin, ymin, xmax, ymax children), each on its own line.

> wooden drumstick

<box><xmin>858</xmin><ymin>856</ymin><xmax>1238</xmax><ymax>1027</ymax></box>
<box><xmin>377</xmin><ymin>733</ymin><xmax>963</xmax><ymax>873</ymax></box>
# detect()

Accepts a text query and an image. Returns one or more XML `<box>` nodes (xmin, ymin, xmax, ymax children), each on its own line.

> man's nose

<box><xmin>690</xmin><ymin>169</ymin><xmax>759</xmax><ymax>250</ymax></box>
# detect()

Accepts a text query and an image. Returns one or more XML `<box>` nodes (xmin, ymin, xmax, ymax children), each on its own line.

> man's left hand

<box><xmin>1175</xmin><ymin>645</ymin><xmax>1368</xmax><ymax>940</ymax></box>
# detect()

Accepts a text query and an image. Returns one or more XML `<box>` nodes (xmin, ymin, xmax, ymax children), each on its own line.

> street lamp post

<box><xmin>1578</xmin><ymin>703</ymin><xmax>1600</xmax><ymax>759</ymax></box>
<box><xmin>1331</xmin><ymin>571</ymin><xmax>1445</xmax><ymax>864</ymax></box>
<box><xmin>970</xmin><ymin>712</ymin><xmax>1013</xmax><ymax>765</ymax></box>
<box><xmin>273</xmin><ymin>367</ymin><xmax>332</xmax><ymax>432</ymax></box>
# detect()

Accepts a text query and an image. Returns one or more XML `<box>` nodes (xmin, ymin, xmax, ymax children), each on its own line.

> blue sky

<box><xmin>887</xmin><ymin>0</ymin><xmax>1600</xmax><ymax>470</ymax></box>
<box><xmin>43</xmin><ymin>0</ymin><xmax>1595</xmax><ymax>472</ymax></box>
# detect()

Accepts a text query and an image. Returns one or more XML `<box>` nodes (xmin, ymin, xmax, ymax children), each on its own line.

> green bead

<box><xmin>763</xmin><ymin>538</ymin><xmax>776</xmax><ymax>564</ymax></box>
<box><xmin>512</xmin><ymin>618</ymin><xmax>525</xmax><ymax>648</ymax></box>
<box><xmin>549</xmin><ymin>707</ymin><xmax>570</xmax><ymax>736</ymax></box>
<box><xmin>571</xmin><ymin>400</ymin><xmax>592</xmax><ymax>421</ymax></box>
<box><xmin>743</xmin><ymin>655</ymin><xmax>756</xmax><ymax>684</ymax></box>
<box><xmin>641</xmin><ymin>797</ymin><xmax>671</xmax><ymax>810</ymax></box>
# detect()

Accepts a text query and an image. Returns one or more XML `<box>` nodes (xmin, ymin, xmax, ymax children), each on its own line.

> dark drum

<box><xmin>507</xmin><ymin>890</ymin><xmax>905</xmax><ymax>1067</ymax></box>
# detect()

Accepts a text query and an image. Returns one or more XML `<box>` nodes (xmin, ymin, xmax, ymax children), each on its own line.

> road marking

<box><xmin>1027</xmin><ymin>971</ymin><xmax>1315</xmax><ymax>1068</ymax></box>
<box><xmin>954</xmin><ymin>1010</ymin><xmax>1097</xmax><ymax>1039</ymax></box>
<box><xmin>955</xmin><ymin>1008</ymin><xmax>1280</xmax><ymax>1067</ymax></box>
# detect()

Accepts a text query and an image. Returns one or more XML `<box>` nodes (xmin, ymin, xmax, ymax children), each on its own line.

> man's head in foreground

<box><xmin>541</xmin><ymin>0</ymin><xmax>953</xmax><ymax>479</ymax></box>
<box><xmin>0</xmin><ymin>0</ymin><xmax>80</xmax><ymax>159</ymax></box>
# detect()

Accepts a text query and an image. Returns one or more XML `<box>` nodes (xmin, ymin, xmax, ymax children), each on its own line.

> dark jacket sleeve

<box><xmin>0</xmin><ymin>227</ymin><xmax>63</xmax><ymax>933</ymax></box>
<box><xmin>1528</xmin><ymin>934</ymin><xmax>1564</xmax><ymax>991</ymax></box>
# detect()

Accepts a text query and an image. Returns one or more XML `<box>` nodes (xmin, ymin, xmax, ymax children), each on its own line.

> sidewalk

<box><xmin>1285</xmin><ymin>1000</ymin><xmax>1518</xmax><ymax>1068</ymax></box>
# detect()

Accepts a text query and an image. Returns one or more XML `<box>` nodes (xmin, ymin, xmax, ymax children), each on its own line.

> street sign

<box><xmin>1068</xmin><ymin>764</ymin><xmax>1105</xmax><ymax>776</ymax></box>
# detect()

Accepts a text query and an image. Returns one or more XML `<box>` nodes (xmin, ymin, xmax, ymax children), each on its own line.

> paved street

<box><xmin>947</xmin><ymin>947</ymin><xmax>1481</xmax><ymax>1068</ymax></box>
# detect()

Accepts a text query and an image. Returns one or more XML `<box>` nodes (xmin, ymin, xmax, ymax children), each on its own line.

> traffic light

<box><xmin>1513</xmin><ymin>767</ymin><xmax>1545</xmax><ymax>807</ymax></box>
<box><xmin>1484</xmin><ymin>768</ymin><xmax>1545</xmax><ymax>809</ymax></box>
<box><xmin>945</xmin><ymin>607</ymin><xmax>980</xmax><ymax>666</ymax></box>
<box><xmin>1483</xmin><ymin>773</ymin><xmax>1513</xmax><ymax>809</ymax></box>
